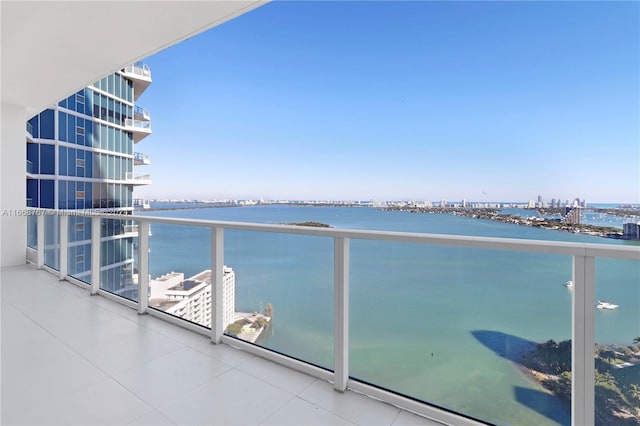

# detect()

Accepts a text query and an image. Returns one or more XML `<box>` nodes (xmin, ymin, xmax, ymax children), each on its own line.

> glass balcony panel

<box><xmin>27</xmin><ymin>215</ymin><xmax>37</xmax><ymax>249</ymax></box>
<box><xmin>350</xmin><ymin>240</ymin><xmax>572</xmax><ymax>426</ymax></box>
<box><xmin>44</xmin><ymin>214</ymin><xmax>59</xmax><ymax>270</ymax></box>
<box><xmin>147</xmin><ymin>223</ymin><xmax>212</xmax><ymax>329</ymax></box>
<box><xmin>594</xmin><ymin>257</ymin><xmax>640</xmax><ymax>425</ymax></box>
<box><xmin>67</xmin><ymin>216</ymin><xmax>92</xmax><ymax>284</ymax></box>
<box><xmin>99</xmin><ymin>217</ymin><xmax>138</xmax><ymax>301</ymax></box>
<box><xmin>224</xmin><ymin>230</ymin><xmax>334</xmax><ymax>370</ymax></box>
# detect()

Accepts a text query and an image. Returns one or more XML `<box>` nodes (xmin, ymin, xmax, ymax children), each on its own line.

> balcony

<box><xmin>125</xmin><ymin>172</ymin><xmax>152</xmax><ymax>185</ymax></box>
<box><xmin>26</xmin><ymin>121</ymin><xmax>34</xmax><ymax>141</ymax></box>
<box><xmin>26</xmin><ymin>159</ymin><xmax>34</xmax><ymax>176</ymax></box>
<box><xmin>134</xmin><ymin>151</ymin><xmax>151</xmax><ymax>166</ymax></box>
<box><xmin>17</xmin><ymin>209</ymin><xmax>640</xmax><ymax>426</ymax></box>
<box><xmin>124</xmin><ymin>119</ymin><xmax>151</xmax><ymax>143</ymax></box>
<box><xmin>134</xmin><ymin>105</ymin><xmax>151</xmax><ymax>121</ymax></box>
<box><xmin>120</xmin><ymin>62</ymin><xmax>152</xmax><ymax>100</ymax></box>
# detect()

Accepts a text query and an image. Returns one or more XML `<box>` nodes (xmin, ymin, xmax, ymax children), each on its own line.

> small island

<box><xmin>284</xmin><ymin>221</ymin><xmax>332</xmax><ymax>228</ymax></box>
<box><xmin>521</xmin><ymin>338</ymin><xmax>640</xmax><ymax>425</ymax></box>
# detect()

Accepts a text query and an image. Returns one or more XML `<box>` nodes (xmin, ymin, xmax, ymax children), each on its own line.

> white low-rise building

<box><xmin>149</xmin><ymin>267</ymin><xmax>235</xmax><ymax>329</ymax></box>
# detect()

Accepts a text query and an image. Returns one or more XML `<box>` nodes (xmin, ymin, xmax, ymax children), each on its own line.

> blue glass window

<box><xmin>27</xmin><ymin>179</ymin><xmax>38</xmax><ymax>208</ymax></box>
<box><xmin>58</xmin><ymin>112</ymin><xmax>67</xmax><ymax>142</ymax></box>
<box><xmin>39</xmin><ymin>109</ymin><xmax>55</xmax><ymax>139</ymax></box>
<box><xmin>40</xmin><ymin>179</ymin><xmax>55</xmax><ymax>208</ymax></box>
<box><xmin>67</xmin><ymin>114</ymin><xmax>76</xmax><ymax>145</ymax></box>
<box><xmin>40</xmin><ymin>144</ymin><xmax>55</xmax><ymax>175</ymax></box>
<box><xmin>59</xmin><ymin>146</ymin><xmax>68</xmax><ymax>176</ymax></box>
<box><xmin>27</xmin><ymin>115</ymin><xmax>39</xmax><ymax>138</ymax></box>
<box><xmin>27</xmin><ymin>142</ymin><xmax>39</xmax><ymax>173</ymax></box>
<box><xmin>58</xmin><ymin>181</ymin><xmax>67</xmax><ymax>209</ymax></box>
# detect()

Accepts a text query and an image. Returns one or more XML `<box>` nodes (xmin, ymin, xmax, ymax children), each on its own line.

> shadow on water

<box><xmin>514</xmin><ymin>386</ymin><xmax>569</xmax><ymax>425</ymax></box>
<box><xmin>471</xmin><ymin>330</ymin><xmax>537</xmax><ymax>363</ymax></box>
<box><xmin>472</xmin><ymin>330</ymin><xmax>570</xmax><ymax>426</ymax></box>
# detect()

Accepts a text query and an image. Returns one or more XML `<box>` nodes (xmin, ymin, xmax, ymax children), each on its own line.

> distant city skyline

<box><xmin>133</xmin><ymin>1</ymin><xmax>639</xmax><ymax>203</ymax></box>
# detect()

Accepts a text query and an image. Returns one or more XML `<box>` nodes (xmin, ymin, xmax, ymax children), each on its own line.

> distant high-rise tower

<box><xmin>26</xmin><ymin>62</ymin><xmax>153</xmax><ymax>297</ymax></box>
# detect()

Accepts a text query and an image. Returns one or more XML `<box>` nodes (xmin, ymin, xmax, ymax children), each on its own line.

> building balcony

<box><xmin>16</xmin><ymin>209</ymin><xmax>640</xmax><ymax>426</ymax></box>
<box><xmin>134</xmin><ymin>105</ymin><xmax>151</xmax><ymax>121</ymax></box>
<box><xmin>124</xmin><ymin>119</ymin><xmax>152</xmax><ymax>143</ymax></box>
<box><xmin>26</xmin><ymin>160</ymin><xmax>34</xmax><ymax>177</ymax></box>
<box><xmin>120</xmin><ymin>62</ymin><xmax>152</xmax><ymax>100</ymax></box>
<box><xmin>125</xmin><ymin>172</ymin><xmax>152</xmax><ymax>185</ymax></box>
<box><xmin>26</xmin><ymin>121</ymin><xmax>34</xmax><ymax>141</ymax></box>
<box><xmin>134</xmin><ymin>151</ymin><xmax>151</xmax><ymax>166</ymax></box>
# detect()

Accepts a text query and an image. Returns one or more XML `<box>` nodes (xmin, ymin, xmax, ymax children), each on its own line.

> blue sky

<box><xmin>135</xmin><ymin>1</ymin><xmax>639</xmax><ymax>203</ymax></box>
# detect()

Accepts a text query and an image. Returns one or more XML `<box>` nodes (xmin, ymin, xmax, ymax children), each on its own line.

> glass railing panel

<box><xmin>147</xmin><ymin>223</ymin><xmax>212</xmax><ymax>329</ymax></box>
<box><xmin>67</xmin><ymin>216</ymin><xmax>92</xmax><ymax>284</ymax></box>
<box><xmin>594</xmin><ymin>256</ymin><xmax>640</xmax><ymax>426</ymax></box>
<box><xmin>350</xmin><ymin>240</ymin><xmax>572</xmax><ymax>426</ymax></box>
<box><xmin>27</xmin><ymin>214</ymin><xmax>37</xmax><ymax>249</ymax></box>
<box><xmin>99</xmin><ymin>217</ymin><xmax>138</xmax><ymax>301</ymax></box>
<box><xmin>44</xmin><ymin>214</ymin><xmax>60</xmax><ymax>270</ymax></box>
<box><xmin>224</xmin><ymin>229</ymin><xmax>334</xmax><ymax>370</ymax></box>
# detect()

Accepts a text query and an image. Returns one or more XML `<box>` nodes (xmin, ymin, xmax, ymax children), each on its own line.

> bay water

<box><xmin>139</xmin><ymin>205</ymin><xmax>639</xmax><ymax>426</ymax></box>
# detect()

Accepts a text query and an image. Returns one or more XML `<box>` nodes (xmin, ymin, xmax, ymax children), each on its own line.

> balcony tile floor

<box><xmin>1</xmin><ymin>265</ymin><xmax>443</xmax><ymax>425</ymax></box>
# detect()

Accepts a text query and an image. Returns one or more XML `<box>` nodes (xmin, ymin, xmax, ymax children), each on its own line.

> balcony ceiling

<box><xmin>1</xmin><ymin>1</ymin><xmax>267</xmax><ymax>117</ymax></box>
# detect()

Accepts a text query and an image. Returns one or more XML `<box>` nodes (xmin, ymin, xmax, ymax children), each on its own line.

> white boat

<box><xmin>596</xmin><ymin>301</ymin><xmax>619</xmax><ymax>310</ymax></box>
<box><xmin>564</xmin><ymin>280</ymin><xmax>573</xmax><ymax>287</ymax></box>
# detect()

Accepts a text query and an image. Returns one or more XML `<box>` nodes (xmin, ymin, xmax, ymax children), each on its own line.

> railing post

<box><xmin>90</xmin><ymin>216</ymin><xmax>100</xmax><ymax>295</ymax></box>
<box><xmin>137</xmin><ymin>221</ymin><xmax>150</xmax><ymax>314</ymax></box>
<box><xmin>211</xmin><ymin>227</ymin><xmax>224</xmax><ymax>344</ymax></box>
<box><xmin>572</xmin><ymin>255</ymin><xmax>595</xmax><ymax>426</ymax></box>
<box><xmin>59</xmin><ymin>215</ymin><xmax>68</xmax><ymax>280</ymax></box>
<box><xmin>36</xmin><ymin>213</ymin><xmax>44</xmax><ymax>268</ymax></box>
<box><xmin>334</xmin><ymin>237</ymin><xmax>349</xmax><ymax>392</ymax></box>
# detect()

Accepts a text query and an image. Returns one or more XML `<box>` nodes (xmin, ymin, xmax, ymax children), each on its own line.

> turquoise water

<box><xmin>139</xmin><ymin>206</ymin><xmax>639</xmax><ymax>426</ymax></box>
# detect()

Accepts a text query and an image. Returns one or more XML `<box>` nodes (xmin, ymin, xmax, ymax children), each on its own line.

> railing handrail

<box><xmin>134</xmin><ymin>152</ymin><xmax>150</xmax><ymax>161</ymax></box>
<box><xmin>25</xmin><ymin>208</ymin><xmax>640</xmax><ymax>259</ymax></box>
<box><xmin>123</xmin><ymin>62</ymin><xmax>151</xmax><ymax>78</ymax></box>
<box><xmin>124</xmin><ymin>118</ymin><xmax>151</xmax><ymax>130</ymax></box>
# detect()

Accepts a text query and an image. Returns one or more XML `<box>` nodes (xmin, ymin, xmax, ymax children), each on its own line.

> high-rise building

<box><xmin>26</xmin><ymin>63</ymin><xmax>152</xmax><ymax>297</ymax></box>
<box><xmin>623</xmin><ymin>222</ymin><xmax>640</xmax><ymax>240</ymax></box>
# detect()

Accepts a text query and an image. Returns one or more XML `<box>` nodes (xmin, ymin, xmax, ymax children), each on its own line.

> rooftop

<box><xmin>1</xmin><ymin>264</ymin><xmax>442</xmax><ymax>425</ymax></box>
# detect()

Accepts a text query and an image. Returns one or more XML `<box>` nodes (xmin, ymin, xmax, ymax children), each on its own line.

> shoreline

<box><xmin>381</xmin><ymin>206</ymin><xmax>637</xmax><ymax>240</ymax></box>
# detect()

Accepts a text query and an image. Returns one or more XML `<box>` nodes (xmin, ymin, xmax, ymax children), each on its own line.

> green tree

<box><xmin>264</xmin><ymin>303</ymin><xmax>273</xmax><ymax>317</ymax></box>
<box><xmin>252</xmin><ymin>317</ymin><xmax>268</xmax><ymax>329</ymax></box>
<box><xmin>629</xmin><ymin>384</ymin><xmax>640</xmax><ymax>404</ymax></box>
<box><xmin>225</xmin><ymin>322</ymin><xmax>243</xmax><ymax>336</ymax></box>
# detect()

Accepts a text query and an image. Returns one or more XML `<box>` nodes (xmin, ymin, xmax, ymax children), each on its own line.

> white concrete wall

<box><xmin>1</xmin><ymin>103</ymin><xmax>27</xmax><ymax>266</ymax></box>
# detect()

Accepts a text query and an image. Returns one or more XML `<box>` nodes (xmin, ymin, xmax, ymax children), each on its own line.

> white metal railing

<box><xmin>134</xmin><ymin>105</ymin><xmax>151</xmax><ymax>120</ymax></box>
<box><xmin>25</xmin><ymin>208</ymin><xmax>640</xmax><ymax>426</ymax></box>
<box><xmin>134</xmin><ymin>152</ymin><xmax>151</xmax><ymax>164</ymax></box>
<box><xmin>123</xmin><ymin>62</ymin><xmax>151</xmax><ymax>79</ymax></box>
<box><xmin>124</xmin><ymin>118</ymin><xmax>151</xmax><ymax>131</ymax></box>
<box><xmin>125</xmin><ymin>172</ymin><xmax>151</xmax><ymax>182</ymax></box>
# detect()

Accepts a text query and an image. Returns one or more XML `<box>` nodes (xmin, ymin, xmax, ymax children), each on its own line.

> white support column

<box><xmin>59</xmin><ymin>215</ymin><xmax>68</xmax><ymax>280</ymax></box>
<box><xmin>1</xmin><ymin>103</ymin><xmax>27</xmax><ymax>266</ymax></box>
<box><xmin>572</xmin><ymin>255</ymin><xmax>595</xmax><ymax>426</ymax></box>
<box><xmin>211</xmin><ymin>227</ymin><xmax>224</xmax><ymax>344</ymax></box>
<box><xmin>334</xmin><ymin>237</ymin><xmax>349</xmax><ymax>392</ymax></box>
<box><xmin>137</xmin><ymin>221</ymin><xmax>150</xmax><ymax>314</ymax></box>
<box><xmin>36</xmin><ymin>214</ymin><xmax>45</xmax><ymax>268</ymax></box>
<box><xmin>90</xmin><ymin>216</ymin><xmax>100</xmax><ymax>295</ymax></box>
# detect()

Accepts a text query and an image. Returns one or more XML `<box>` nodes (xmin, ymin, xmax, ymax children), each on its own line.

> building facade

<box><xmin>623</xmin><ymin>222</ymin><xmax>640</xmax><ymax>240</ymax></box>
<box><xmin>149</xmin><ymin>268</ymin><xmax>236</xmax><ymax>329</ymax></box>
<box><xmin>26</xmin><ymin>63</ymin><xmax>152</xmax><ymax>297</ymax></box>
